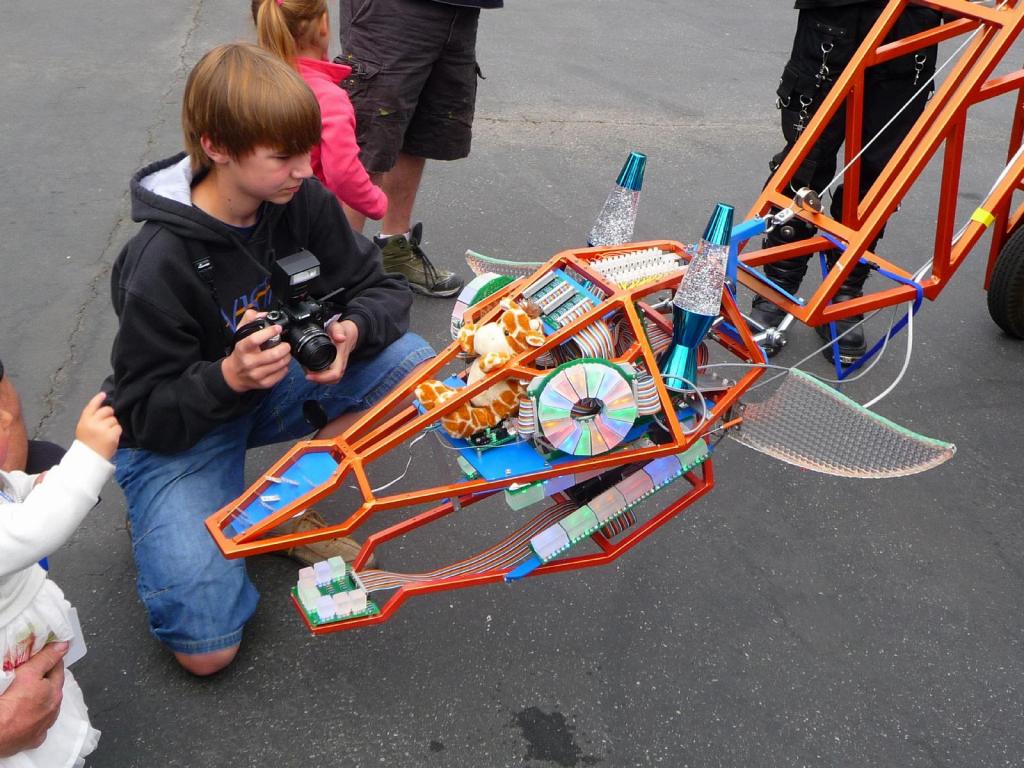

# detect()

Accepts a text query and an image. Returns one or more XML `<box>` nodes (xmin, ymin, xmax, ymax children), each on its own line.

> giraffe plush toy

<box><xmin>416</xmin><ymin>299</ymin><xmax>544</xmax><ymax>439</ymax></box>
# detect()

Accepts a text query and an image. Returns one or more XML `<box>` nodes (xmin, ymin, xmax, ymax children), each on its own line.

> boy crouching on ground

<box><xmin>105</xmin><ymin>43</ymin><xmax>433</xmax><ymax>676</ymax></box>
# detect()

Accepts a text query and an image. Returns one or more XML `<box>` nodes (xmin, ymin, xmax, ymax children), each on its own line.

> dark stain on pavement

<box><xmin>514</xmin><ymin>707</ymin><xmax>600</xmax><ymax>766</ymax></box>
<box><xmin>429</xmin><ymin>740</ymin><xmax>445</xmax><ymax>752</ymax></box>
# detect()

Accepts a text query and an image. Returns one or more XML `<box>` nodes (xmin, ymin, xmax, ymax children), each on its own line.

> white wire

<box><xmin>346</xmin><ymin>430</ymin><xmax>431</xmax><ymax>494</ymax></box>
<box><xmin>861</xmin><ymin>302</ymin><xmax>913</xmax><ymax>408</ymax></box>
<box><xmin>820</xmin><ymin>8</ymin><xmax>994</xmax><ymax>196</ymax></box>
<box><xmin>741</xmin><ymin>176</ymin><xmax>988</xmax><ymax>407</ymax></box>
<box><xmin>854</xmin><ymin>258</ymin><xmax>935</xmax><ymax>407</ymax></box>
<box><xmin>656</xmin><ymin>372</ymin><xmax>711</xmax><ymax>436</ymax></box>
<box><xmin>860</xmin><ymin>87</ymin><xmax>1024</xmax><ymax>405</ymax></box>
<box><xmin>707</xmin><ymin>305</ymin><xmax>900</xmax><ymax>387</ymax></box>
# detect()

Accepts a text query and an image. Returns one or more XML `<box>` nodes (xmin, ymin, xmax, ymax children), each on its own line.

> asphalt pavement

<box><xmin>1</xmin><ymin>1</ymin><xmax>1022</xmax><ymax>766</ymax></box>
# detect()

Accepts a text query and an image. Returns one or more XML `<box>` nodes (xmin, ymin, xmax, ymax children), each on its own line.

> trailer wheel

<box><xmin>987</xmin><ymin>226</ymin><xmax>1024</xmax><ymax>338</ymax></box>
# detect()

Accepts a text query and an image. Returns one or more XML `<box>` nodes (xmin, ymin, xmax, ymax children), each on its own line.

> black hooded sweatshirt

<box><xmin>105</xmin><ymin>153</ymin><xmax>412</xmax><ymax>453</ymax></box>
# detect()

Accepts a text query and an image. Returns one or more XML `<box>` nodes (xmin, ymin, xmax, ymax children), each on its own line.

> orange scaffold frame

<box><xmin>740</xmin><ymin>0</ymin><xmax>1024</xmax><ymax>324</ymax></box>
<box><xmin>205</xmin><ymin>0</ymin><xmax>1024</xmax><ymax>634</ymax></box>
<box><xmin>206</xmin><ymin>241</ymin><xmax>765</xmax><ymax>634</ymax></box>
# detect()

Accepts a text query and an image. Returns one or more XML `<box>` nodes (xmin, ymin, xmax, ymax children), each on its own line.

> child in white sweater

<box><xmin>0</xmin><ymin>392</ymin><xmax>120</xmax><ymax>768</ymax></box>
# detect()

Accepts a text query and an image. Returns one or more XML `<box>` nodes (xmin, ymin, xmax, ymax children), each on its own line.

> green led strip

<box><xmin>535</xmin><ymin>441</ymin><xmax>710</xmax><ymax>563</ymax></box>
<box><xmin>293</xmin><ymin>584</ymin><xmax>381</xmax><ymax>627</ymax></box>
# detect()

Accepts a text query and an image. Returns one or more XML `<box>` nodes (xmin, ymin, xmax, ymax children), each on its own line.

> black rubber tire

<box><xmin>987</xmin><ymin>226</ymin><xmax>1024</xmax><ymax>338</ymax></box>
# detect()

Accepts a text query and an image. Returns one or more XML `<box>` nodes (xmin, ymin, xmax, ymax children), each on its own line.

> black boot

<box><xmin>814</xmin><ymin>293</ymin><xmax>867</xmax><ymax>361</ymax></box>
<box><xmin>751</xmin><ymin>258</ymin><xmax>807</xmax><ymax>330</ymax></box>
<box><xmin>749</xmin><ymin>219</ymin><xmax>815</xmax><ymax>347</ymax></box>
<box><xmin>815</xmin><ymin>254</ymin><xmax>871</xmax><ymax>362</ymax></box>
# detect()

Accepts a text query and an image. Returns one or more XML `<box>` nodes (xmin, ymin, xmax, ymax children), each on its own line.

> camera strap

<box><xmin>180</xmin><ymin>238</ymin><xmax>234</xmax><ymax>352</ymax></box>
<box><xmin>192</xmin><ymin>253</ymin><xmax>220</xmax><ymax>307</ymax></box>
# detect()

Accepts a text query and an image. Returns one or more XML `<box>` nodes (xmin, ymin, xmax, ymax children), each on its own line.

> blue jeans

<box><xmin>115</xmin><ymin>333</ymin><xmax>433</xmax><ymax>654</ymax></box>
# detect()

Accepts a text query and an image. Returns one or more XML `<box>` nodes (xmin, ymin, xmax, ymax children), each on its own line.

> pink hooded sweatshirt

<box><xmin>296</xmin><ymin>57</ymin><xmax>388</xmax><ymax>220</ymax></box>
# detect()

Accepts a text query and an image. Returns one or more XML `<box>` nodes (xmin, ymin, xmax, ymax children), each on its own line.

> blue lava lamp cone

<box><xmin>659</xmin><ymin>308</ymin><xmax>716</xmax><ymax>393</ymax></box>
<box><xmin>659</xmin><ymin>203</ymin><xmax>734</xmax><ymax>391</ymax></box>
<box><xmin>587</xmin><ymin>151</ymin><xmax>646</xmax><ymax>247</ymax></box>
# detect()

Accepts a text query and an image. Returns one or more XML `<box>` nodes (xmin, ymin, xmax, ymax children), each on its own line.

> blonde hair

<box><xmin>182</xmin><ymin>42</ymin><xmax>321</xmax><ymax>172</ymax></box>
<box><xmin>251</xmin><ymin>0</ymin><xmax>328</xmax><ymax>66</ymax></box>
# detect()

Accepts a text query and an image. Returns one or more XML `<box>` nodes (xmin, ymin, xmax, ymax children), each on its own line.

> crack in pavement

<box><xmin>35</xmin><ymin>0</ymin><xmax>206</xmax><ymax>437</ymax></box>
<box><xmin>475</xmin><ymin>113</ymin><xmax>770</xmax><ymax>131</ymax></box>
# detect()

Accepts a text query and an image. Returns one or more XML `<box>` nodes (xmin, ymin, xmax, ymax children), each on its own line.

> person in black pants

<box><xmin>752</xmin><ymin>1</ymin><xmax>942</xmax><ymax>359</ymax></box>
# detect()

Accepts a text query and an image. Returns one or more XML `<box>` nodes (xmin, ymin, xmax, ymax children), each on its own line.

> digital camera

<box><xmin>231</xmin><ymin>249</ymin><xmax>338</xmax><ymax>372</ymax></box>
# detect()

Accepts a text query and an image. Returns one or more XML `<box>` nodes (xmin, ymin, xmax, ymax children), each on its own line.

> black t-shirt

<box><xmin>223</xmin><ymin>220</ymin><xmax>259</xmax><ymax>242</ymax></box>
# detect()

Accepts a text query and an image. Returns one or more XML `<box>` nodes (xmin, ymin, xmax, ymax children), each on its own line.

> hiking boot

<box><xmin>279</xmin><ymin>510</ymin><xmax>377</xmax><ymax>569</ymax></box>
<box><xmin>375</xmin><ymin>222</ymin><xmax>464</xmax><ymax>297</ymax></box>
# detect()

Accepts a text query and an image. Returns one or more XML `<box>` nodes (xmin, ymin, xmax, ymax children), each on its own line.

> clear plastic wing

<box><xmin>729</xmin><ymin>369</ymin><xmax>955</xmax><ymax>478</ymax></box>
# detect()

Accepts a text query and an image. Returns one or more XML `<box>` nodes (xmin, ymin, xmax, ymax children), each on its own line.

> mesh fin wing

<box><xmin>729</xmin><ymin>369</ymin><xmax>955</xmax><ymax>479</ymax></box>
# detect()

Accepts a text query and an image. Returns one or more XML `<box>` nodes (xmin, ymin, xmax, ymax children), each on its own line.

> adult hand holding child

<box><xmin>0</xmin><ymin>641</ymin><xmax>68</xmax><ymax>756</ymax></box>
<box><xmin>0</xmin><ymin>389</ymin><xmax>116</xmax><ymax>764</ymax></box>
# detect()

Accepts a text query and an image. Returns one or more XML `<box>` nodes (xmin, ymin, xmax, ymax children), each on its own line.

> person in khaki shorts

<box><xmin>336</xmin><ymin>0</ymin><xmax>502</xmax><ymax>298</ymax></box>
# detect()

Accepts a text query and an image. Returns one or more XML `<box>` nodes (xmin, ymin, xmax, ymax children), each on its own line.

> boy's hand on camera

<box><xmin>306</xmin><ymin>319</ymin><xmax>359</xmax><ymax>385</ymax></box>
<box><xmin>223</xmin><ymin>310</ymin><xmax>292</xmax><ymax>393</ymax></box>
<box><xmin>75</xmin><ymin>392</ymin><xmax>122</xmax><ymax>461</ymax></box>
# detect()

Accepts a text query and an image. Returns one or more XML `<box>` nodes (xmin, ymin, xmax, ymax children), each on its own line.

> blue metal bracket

<box><xmin>817</xmin><ymin>251</ymin><xmax>925</xmax><ymax>379</ymax></box>
<box><xmin>727</xmin><ymin>217</ymin><xmax>768</xmax><ymax>294</ymax></box>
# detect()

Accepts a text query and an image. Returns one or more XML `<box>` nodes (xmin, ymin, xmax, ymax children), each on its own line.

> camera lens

<box><xmin>289</xmin><ymin>324</ymin><xmax>337</xmax><ymax>372</ymax></box>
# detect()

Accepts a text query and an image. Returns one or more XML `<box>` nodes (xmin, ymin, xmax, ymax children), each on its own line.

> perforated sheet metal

<box><xmin>729</xmin><ymin>369</ymin><xmax>955</xmax><ymax>478</ymax></box>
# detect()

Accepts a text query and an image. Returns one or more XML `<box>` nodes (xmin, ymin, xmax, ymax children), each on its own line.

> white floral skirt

<box><xmin>0</xmin><ymin>579</ymin><xmax>100</xmax><ymax>768</ymax></box>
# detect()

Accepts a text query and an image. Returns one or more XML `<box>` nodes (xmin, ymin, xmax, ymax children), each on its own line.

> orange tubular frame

<box><xmin>203</xmin><ymin>1</ymin><xmax>1024</xmax><ymax>634</ymax></box>
<box><xmin>740</xmin><ymin>0</ymin><xmax>1024</xmax><ymax>323</ymax></box>
<box><xmin>206</xmin><ymin>240</ymin><xmax>765</xmax><ymax>633</ymax></box>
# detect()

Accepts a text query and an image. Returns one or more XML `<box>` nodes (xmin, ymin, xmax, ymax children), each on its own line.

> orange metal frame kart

<box><xmin>206</xmin><ymin>241</ymin><xmax>765</xmax><ymax>634</ymax></box>
<box><xmin>740</xmin><ymin>0</ymin><xmax>1024</xmax><ymax>326</ymax></box>
<box><xmin>204</xmin><ymin>0</ymin><xmax>1022</xmax><ymax>635</ymax></box>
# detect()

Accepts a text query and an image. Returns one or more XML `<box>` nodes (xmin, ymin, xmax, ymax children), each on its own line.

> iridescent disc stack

<box><xmin>536</xmin><ymin>361</ymin><xmax>638</xmax><ymax>456</ymax></box>
<box><xmin>449</xmin><ymin>272</ymin><xmax>514</xmax><ymax>339</ymax></box>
